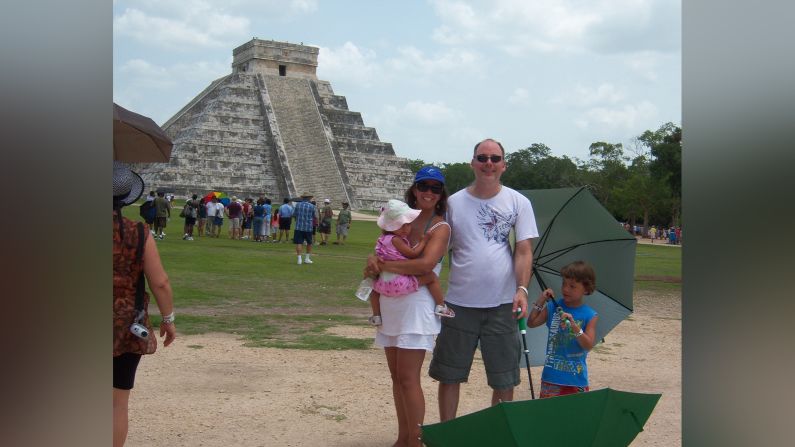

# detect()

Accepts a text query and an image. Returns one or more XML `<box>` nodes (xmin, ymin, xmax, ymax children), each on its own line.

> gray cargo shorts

<box><xmin>429</xmin><ymin>302</ymin><xmax>521</xmax><ymax>390</ymax></box>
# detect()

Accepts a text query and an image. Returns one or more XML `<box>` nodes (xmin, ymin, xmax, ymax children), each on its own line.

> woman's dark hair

<box><xmin>405</xmin><ymin>182</ymin><xmax>448</xmax><ymax>216</ymax></box>
<box><xmin>265</xmin><ymin>198</ymin><xmax>272</xmax><ymax>205</ymax></box>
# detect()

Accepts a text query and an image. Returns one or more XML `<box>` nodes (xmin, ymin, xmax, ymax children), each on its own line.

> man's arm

<box><xmin>512</xmin><ymin>238</ymin><xmax>533</xmax><ymax>319</ymax></box>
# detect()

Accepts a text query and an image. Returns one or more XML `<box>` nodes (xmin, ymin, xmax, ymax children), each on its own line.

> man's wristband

<box><xmin>516</xmin><ymin>286</ymin><xmax>529</xmax><ymax>297</ymax></box>
<box><xmin>161</xmin><ymin>312</ymin><xmax>175</xmax><ymax>324</ymax></box>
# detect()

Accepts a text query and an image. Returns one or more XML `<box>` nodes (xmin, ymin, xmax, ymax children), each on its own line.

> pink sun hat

<box><xmin>377</xmin><ymin>199</ymin><xmax>421</xmax><ymax>232</ymax></box>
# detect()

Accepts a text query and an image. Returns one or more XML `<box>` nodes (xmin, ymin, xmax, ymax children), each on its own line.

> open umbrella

<box><xmin>113</xmin><ymin>103</ymin><xmax>173</xmax><ymax>162</ymax></box>
<box><xmin>421</xmin><ymin>388</ymin><xmax>660</xmax><ymax>447</ymax></box>
<box><xmin>203</xmin><ymin>191</ymin><xmax>230</xmax><ymax>206</ymax></box>
<box><xmin>518</xmin><ymin>187</ymin><xmax>637</xmax><ymax>368</ymax></box>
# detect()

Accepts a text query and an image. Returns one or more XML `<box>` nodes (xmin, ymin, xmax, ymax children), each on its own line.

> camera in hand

<box><xmin>130</xmin><ymin>322</ymin><xmax>149</xmax><ymax>339</ymax></box>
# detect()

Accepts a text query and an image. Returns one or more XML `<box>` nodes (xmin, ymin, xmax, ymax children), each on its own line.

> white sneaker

<box><xmin>297</xmin><ymin>256</ymin><xmax>302</xmax><ymax>265</ymax></box>
<box><xmin>187</xmin><ymin>236</ymin><xmax>194</xmax><ymax>241</ymax></box>
<box><xmin>304</xmin><ymin>258</ymin><xmax>313</xmax><ymax>264</ymax></box>
<box><xmin>183</xmin><ymin>233</ymin><xmax>188</xmax><ymax>240</ymax></box>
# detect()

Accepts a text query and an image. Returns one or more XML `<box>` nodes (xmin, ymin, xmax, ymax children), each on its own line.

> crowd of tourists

<box><xmin>138</xmin><ymin>191</ymin><xmax>354</xmax><ymax>248</ymax></box>
<box><xmin>623</xmin><ymin>222</ymin><xmax>682</xmax><ymax>245</ymax></box>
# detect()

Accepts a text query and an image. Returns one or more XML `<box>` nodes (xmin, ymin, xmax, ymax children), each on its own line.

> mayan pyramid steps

<box><xmin>134</xmin><ymin>39</ymin><xmax>414</xmax><ymax>210</ymax></box>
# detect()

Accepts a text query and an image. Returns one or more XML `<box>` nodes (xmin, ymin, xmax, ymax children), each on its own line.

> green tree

<box><xmin>503</xmin><ymin>144</ymin><xmax>550</xmax><ymax>189</ymax></box>
<box><xmin>638</xmin><ymin>122</ymin><xmax>682</xmax><ymax>226</ymax></box>
<box><xmin>405</xmin><ymin>158</ymin><xmax>428</xmax><ymax>174</ymax></box>
<box><xmin>582</xmin><ymin>141</ymin><xmax>629</xmax><ymax>216</ymax></box>
<box><xmin>612</xmin><ymin>156</ymin><xmax>670</xmax><ymax>231</ymax></box>
<box><xmin>440</xmin><ymin>162</ymin><xmax>474</xmax><ymax>195</ymax></box>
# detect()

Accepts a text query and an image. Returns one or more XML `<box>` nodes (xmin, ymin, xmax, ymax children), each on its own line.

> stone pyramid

<box><xmin>133</xmin><ymin>39</ymin><xmax>415</xmax><ymax>210</ymax></box>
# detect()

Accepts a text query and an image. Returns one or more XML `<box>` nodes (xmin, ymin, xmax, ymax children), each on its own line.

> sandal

<box><xmin>434</xmin><ymin>304</ymin><xmax>456</xmax><ymax>318</ymax></box>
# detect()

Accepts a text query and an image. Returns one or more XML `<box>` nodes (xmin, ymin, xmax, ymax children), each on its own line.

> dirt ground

<box><xmin>127</xmin><ymin>287</ymin><xmax>680</xmax><ymax>446</ymax></box>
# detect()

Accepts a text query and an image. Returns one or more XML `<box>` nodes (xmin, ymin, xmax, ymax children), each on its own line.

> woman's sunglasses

<box><xmin>475</xmin><ymin>154</ymin><xmax>503</xmax><ymax>163</ymax></box>
<box><xmin>415</xmin><ymin>182</ymin><xmax>444</xmax><ymax>194</ymax></box>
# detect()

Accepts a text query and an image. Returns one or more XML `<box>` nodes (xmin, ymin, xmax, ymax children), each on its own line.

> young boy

<box><xmin>527</xmin><ymin>260</ymin><xmax>599</xmax><ymax>398</ymax></box>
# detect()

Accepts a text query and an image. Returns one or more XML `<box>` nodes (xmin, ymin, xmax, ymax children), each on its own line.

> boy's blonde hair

<box><xmin>560</xmin><ymin>261</ymin><xmax>596</xmax><ymax>295</ymax></box>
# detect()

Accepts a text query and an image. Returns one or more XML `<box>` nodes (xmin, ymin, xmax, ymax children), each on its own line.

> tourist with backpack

<box><xmin>182</xmin><ymin>194</ymin><xmax>199</xmax><ymax>240</ymax></box>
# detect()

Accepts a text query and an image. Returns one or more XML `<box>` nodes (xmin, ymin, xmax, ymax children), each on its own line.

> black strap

<box><xmin>135</xmin><ymin>222</ymin><xmax>146</xmax><ymax>312</ymax></box>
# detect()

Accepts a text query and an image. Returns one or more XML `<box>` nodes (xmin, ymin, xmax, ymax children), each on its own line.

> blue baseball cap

<box><xmin>414</xmin><ymin>166</ymin><xmax>445</xmax><ymax>184</ymax></box>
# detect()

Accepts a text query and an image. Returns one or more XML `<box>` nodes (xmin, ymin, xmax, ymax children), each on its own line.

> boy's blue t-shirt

<box><xmin>541</xmin><ymin>299</ymin><xmax>598</xmax><ymax>388</ymax></box>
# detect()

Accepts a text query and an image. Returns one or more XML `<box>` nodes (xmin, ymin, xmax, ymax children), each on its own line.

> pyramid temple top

<box><xmin>232</xmin><ymin>38</ymin><xmax>319</xmax><ymax>80</ymax></box>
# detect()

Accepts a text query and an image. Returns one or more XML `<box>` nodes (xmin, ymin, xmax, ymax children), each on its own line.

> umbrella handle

<box><xmin>515</xmin><ymin>308</ymin><xmax>528</xmax><ymax>331</ymax></box>
<box><xmin>515</xmin><ymin>308</ymin><xmax>535</xmax><ymax>399</ymax></box>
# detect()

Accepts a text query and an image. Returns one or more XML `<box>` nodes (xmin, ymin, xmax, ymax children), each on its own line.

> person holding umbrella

<box><xmin>428</xmin><ymin>138</ymin><xmax>538</xmax><ymax>422</ymax></box>
<box><xmin>527</xmin><ymin>260</ymin><xmax>599</xmax><ymax>398</ymax></box>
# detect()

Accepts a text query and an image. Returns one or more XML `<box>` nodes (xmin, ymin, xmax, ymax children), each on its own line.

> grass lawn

<box><xmin>123</xmin><ymin>204</ymin><xmax>680</xmax><ymax>348</ymax></box>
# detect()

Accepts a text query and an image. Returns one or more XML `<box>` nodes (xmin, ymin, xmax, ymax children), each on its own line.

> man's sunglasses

<box><xmin>415</xmin><ymin>182</ymin><xmax>444</xmax><ymax>194</ymax></box>
<box><xmin>475</xmin><ymin>154</ymin><xmax>503</xmax><ymax>163</ymax></box>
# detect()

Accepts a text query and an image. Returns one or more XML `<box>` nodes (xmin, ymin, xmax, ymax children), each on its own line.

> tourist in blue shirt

<box><xmin>277</xmin><ymin>198</ymin><xmax>294</xmax><ymax>243</ymax></box>
<box><xmin>292</xmin><ymin>193</ymin><xmax>316</xmax><ymax>264</ymax></box>
<box><xmin>527</xmin><ymin>261</ymin><xmax>599</xmax><ymax>398</ymax></box>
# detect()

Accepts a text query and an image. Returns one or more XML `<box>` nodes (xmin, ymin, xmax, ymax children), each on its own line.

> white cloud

<box><xmin>380</xmin><ymin>101</ymin><xmax>464</xmax><ymax>127</ymax></box>
<box><xmin>430</xmin><ymin>0</ymin><xmax>680</xmax><ymax>55</ymax></box>
<box><xmin>552</xmin><ymin>83</ymin><xmax>626</xmax><ymax>108</ymax></box>
<box><xmin>317</xmin><ymin>42</ymin><xmax>382</xmax><ymax>87</ymax></box>
<box><xmin>117</xmin><ymin>58</ymin><xmax>229</xmax><ymax>90</ymax></box>
<box><xmin>318</xmin><ymin>42</ymin><xmax>482</xmax><ymax>87</ymax></box>
<box><xmin>114</xmin><ymin>6</ymin><xmax>250</xmax><ymax>49</ymax></box>
<box><xmin>577</xmin><ymin>101</ymin><xmax>658</xmax><ymax>129</ymax></box>
<box><xmin>386</xmin><ymin>46</ymin><xmax>480</xmax><ymax>76</ymax></box>
<box><xmin>624</xmin><ymin>52</ymin><xmax>661</xmax><ymax>81</ymax></box>
<box><xmin>508</xmin><ymin>87</ymin><xmax>529</xmax><ymax>105</ymax></box>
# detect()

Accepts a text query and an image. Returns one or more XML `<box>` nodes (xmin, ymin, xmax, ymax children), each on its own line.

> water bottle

<box><xmin>355</xmin><ymin>277</ymin><xmax>374</xmax><ymax>301</ymax></box>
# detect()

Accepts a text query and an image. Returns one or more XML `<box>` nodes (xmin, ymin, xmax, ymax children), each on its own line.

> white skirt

<box><xmin>374</xmin><ymin>264</ymin><xmax>442</xmax><ymax>352</ymax></box>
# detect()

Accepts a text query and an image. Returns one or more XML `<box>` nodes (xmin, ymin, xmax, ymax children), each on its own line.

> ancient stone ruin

<box><xmin>133</xmin><ymin>38</ymin><xmax>415</xmax><ymax>210</ymax></box>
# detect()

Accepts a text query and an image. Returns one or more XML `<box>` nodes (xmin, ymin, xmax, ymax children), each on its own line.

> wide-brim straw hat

<box><xmin>300</xmin><ymin>192</ymin><xmax>313</xmax><ymax>198</ymax></box>
<box><xmin>377</xmin><ymin>199</ymin><xmax>421</xmax><ymax>232</ymax></box>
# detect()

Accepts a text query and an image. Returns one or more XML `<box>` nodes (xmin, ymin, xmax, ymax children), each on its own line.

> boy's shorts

<box><xmin>539</xmin><ymin>381</ymin><xmax>589</xmax><ymax>398</ymax></box>
<box><xmin>429</xmin><ymin>302</ymin><xmax>520</xmax><ymax>390</ymax></box>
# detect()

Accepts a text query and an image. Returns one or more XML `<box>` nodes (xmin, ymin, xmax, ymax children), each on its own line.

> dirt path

<box><xmin>128</xmin><ymin>290</ymin><xmax>680</xmax><ymax>446</ymax></box>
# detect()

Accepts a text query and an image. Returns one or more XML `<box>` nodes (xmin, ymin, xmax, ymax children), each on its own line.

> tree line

<box><xmin>407</xmin><ymin>122</ymin><xmax>682</xmax><ymax>229</ymax></box>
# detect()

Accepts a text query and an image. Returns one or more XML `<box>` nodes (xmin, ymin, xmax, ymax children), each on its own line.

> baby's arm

<box><xmin>391</xmin><ymin>235</ymin><xmax>426</xmax><ymax>259</ymax></box>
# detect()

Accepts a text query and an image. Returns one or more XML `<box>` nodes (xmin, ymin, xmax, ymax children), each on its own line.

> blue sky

<box><xmin>113</xmin><ymin>0</ymin><xmax>681</xmax><ymax>164</ymax></box>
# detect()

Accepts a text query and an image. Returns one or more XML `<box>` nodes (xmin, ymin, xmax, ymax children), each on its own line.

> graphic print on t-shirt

<box><xmin>476</xmin><ymin>203</ymin><xmax>517</xmax><ymax>243</ymax></box>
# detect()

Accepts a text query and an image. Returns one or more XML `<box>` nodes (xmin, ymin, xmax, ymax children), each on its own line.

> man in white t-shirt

<box><xmin>429</xmin><ymin>138</ymin><xmax>539</xmax><ymax>421</ymax></box>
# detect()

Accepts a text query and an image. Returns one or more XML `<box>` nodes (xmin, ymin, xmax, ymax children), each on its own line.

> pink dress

<box><xmin>373</xmin><ymin>234</ymin><xmax>419</xmax><ymax>297</ymax></box>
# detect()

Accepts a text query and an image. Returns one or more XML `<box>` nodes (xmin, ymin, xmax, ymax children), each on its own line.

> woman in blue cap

<box><xmin>364</xmin><ymin>165</ymin><xmax>451</xmax><ymax>447</ymax></box>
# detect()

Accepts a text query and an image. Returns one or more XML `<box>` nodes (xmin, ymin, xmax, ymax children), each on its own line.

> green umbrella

<box><xmin>421</xmin><ymin>388</ymin><xmax>660</xmax><ymax>447</ymax></box>
<box><xmin>517</xmin><ymin>187</ymin><xmax>637</xmax><ymax>368</ymax></box>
